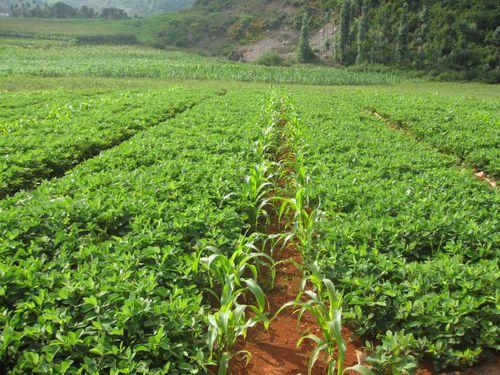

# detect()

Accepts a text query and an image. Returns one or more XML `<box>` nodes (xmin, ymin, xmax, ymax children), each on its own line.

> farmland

<box><xmin>0</xmin><ymin>33</ymin><xmax>499</xmax><ymax>375</ymax></box>
<box><xmin>0</xmin><ymin>38</ymin><xmax>425</xmax><ymax>86</ymax></box>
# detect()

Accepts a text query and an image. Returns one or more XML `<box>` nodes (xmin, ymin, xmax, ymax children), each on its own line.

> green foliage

<box><xmin>338</xmin><ymin>0</ymin><xmax>351</xmax><ymax>65</ymax></box>
<box><xmin>396</xmin><ymin>3</ymin><xmax>409</xmax><ymax>65</ymax></box>
<box><xmin>297</xmin><ymin>15</ymin><xmax>315</xmax><ymax>63</ymax></box>
<box><xmin>0</xmin><ymin>41</ymin><xmax>425</xmax><ymax>85</ymax></box>
<box><xmin>356</xmin><ymin>3</ymin><xmax>369</xmax><ymax>64</ymax></box>
<box><xmin>292</xmin><ymin>89</ymin><xmax>499</xmax><ymax>370</ymax></box>
<box><xmin>8</xmin><ymin>1</ymin><xmax>132</xmax><ymax>19</ymax></box>
<box><xmin>365</xmin><ymin>331</ymin><xmax>419</xmax><ymax>375</ymax></box>
<box><xmin>268</xmin><ymin>93</ymin><xmax>371</xmax><ymax>375</ymax></box>
<box><xmin>4</xmin><ymin>0</ymin><xmax>499</xmax><ymax>79</ymax></box>
<box><xmin>330</xmin><ymin>0</ymin><xmax>499</xmax><ymax>80</ymax></box>
<box><xmin>365</xmin><ymin>92</ymin><xmax>500</xmax><ymax>178</ymax></box>
<box><xmin>0</xmin><ymin>62</ymin><xmax>497</xmax><ymax>374</ymax></box>
<box><xmin>242</xmin><ymin>163</ymin><xmax>274</xmax><ymax>228</ymax></box>
<box><xmin>291</xmin><ymin>277</ymin><xmax>347</xmax><ymax>375</ymax></box>
<box><xmin>202</xmin><ymin>237</ymin><xmax>271</xmax><ymax>374</ymax></box>
<box><xmin>75</xmin><ymin>33</ymin><xmax>138</xmax><ymax>45</ymax></box>
<box><xmin>52</xmin><ymin>0</ymin><xmax>193</xmax><ymax>16</ymax></box>
<box><xmin>0</xmin><ymin>88</ymin><xmax>210</xmax><ymax>197</ymax></box>
<box><xmin>255</xmin><ymin>51</ymin><xmax>284</xmax><ymax>66</ymax></box>
<box><xmin>0</xmin><ymin>90</ymin><xmax>264</xmax><ymax>373</ymax></box>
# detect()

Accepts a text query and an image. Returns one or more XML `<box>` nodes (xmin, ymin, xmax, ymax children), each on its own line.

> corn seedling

<box><xmin>199</xmin><ymin>234</ymin><xmax>273</xmax><ymax>374</ymax></box>
<box><xmin>278</xmin><ymin>188</ymin><xmax>323</xmax><ymax>255</ymax></box>
<box><xmin>206</xmin><ymin>276</ymin><xmax>270</xmax><ymax>375</ymax></box>
<box><xmin>242</xmin><ymin>163</ymin><xmax>275</xmax><ymax>229</ymax></box>
<box><xmin>272</xmin><ymin>259</ymin><xmax>373</xmax><ymax>375</ymax></box>
<box><xmin>200</xmin><ymin>234</ymin><xmax>276</xmax><ymax>290</ymax></box>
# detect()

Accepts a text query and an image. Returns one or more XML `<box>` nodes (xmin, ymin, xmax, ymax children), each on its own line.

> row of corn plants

<box><xmin>0</xmin><ymin>42</ymin><xmax>420</xmax><ymax>86</ymax></box>
<box><xmin>197</xmin><ymin>94</ymin><xmax>286</xmax><ymax>374</ymax></box>
<box><xmin>200</xmin><ymin>94</ymin><xmax>348</xmax><ymax>374</ymax></box>
<box><xmin>262</xmin><ymin>94</ymin><xmax>372</xmax><ymax>375</ymax></box>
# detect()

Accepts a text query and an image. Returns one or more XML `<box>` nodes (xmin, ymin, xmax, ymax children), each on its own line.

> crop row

<box><xmin>292</xmin><ymin>91</ymin><xmax>498</xmax><ymax>370</ymax></box>
<box><xmin>1</xmin><ymin>90</ymin><xmax>97</xmax><ymax>124</ymax></box>
<box><xmin>361</xmin><ymin>91</ymin><xmax>499</xmax><ymax>178</ymax></box>
<box><xmin>0</xmin><ymin>89</ymin><xmax>126</xmax><ymax>124</ymax></box>
<box><xmin>0</xmin><ymin>87</ymin><xmax>216</xmax><ymax>197</ymax></box>
<box><xmin>0</xmin><ymin>90</ymin><xmax>264</xmax><ymax>373</ymax></box>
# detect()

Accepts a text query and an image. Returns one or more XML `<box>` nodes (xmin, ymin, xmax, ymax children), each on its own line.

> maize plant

<box><xmin>206</xmin><ymin>275</ymin><xmax>270</xmax><ymax>375</ymax></box>
<box><xmin>199</xmin><ymin>235</ymin><xmax>274</xmax><ymax>374</ymax></box>
<box><xmin>278</xmin><ymin>187</ymin><xmax>323</xmax><ymax>255</ymax></box>
<box><xmin>200</xmin><ymin>234</ymin><xmax>276</xmax><ymax>291</ymax></box>
<box><xmin>242</xmin><ymin>163</ymin><xmax>275</xmax><ymax>229</ymax></box>
<box><xmin>278</xmin><ymin>273</ymin><xmax>372</xmax><ymax>375</ymax></box>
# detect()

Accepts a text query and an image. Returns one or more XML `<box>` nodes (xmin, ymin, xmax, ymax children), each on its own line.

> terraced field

<box><xmin>0</xmin><ymin>37</ymin><xmax>498</xmax><ymax>375</ymax></box>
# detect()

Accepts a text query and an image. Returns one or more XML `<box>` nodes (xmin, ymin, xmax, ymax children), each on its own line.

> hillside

<box><xmin>48</xmin><ymin>0</ymin><xmax>195</xmax><ymax>16</ymax></box>
<box><xmin>0</xmin><ymin>0</ymin><xmax>194</xmax><ymax>16</ymax></box>
<box><xmin>157</xmin><ymin>0</ymin><xmax>499</xmax><ymax>81</ymax></box>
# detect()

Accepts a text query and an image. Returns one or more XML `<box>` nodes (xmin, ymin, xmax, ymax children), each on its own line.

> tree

<box><xmin>356</xmin><ymin>2</ymin><xmax>369</xmax><ymax>64</ymax></box>
<box><xmin>52</xmin><ymin>2</ymin><xmax>79</xmax><ymax>19</ymax></box>
<box><xmin>396</xmin><ymin>2</ymin><xmax>409</xmax><ymax>65</ymax></box>
<box><xmin>420</xmin><ymin>5</ymin><xmax>430</xmax><ymax>45</ymax></box>
<box><xmin>80</xmin><ymin>5</ymin><xmax>96</xmax><ymax>19</ymax></box>
<box><xmin>415</xmin><ymin>5</ymin><xmax>430</xmax><ymax>68</ymax></box>
<box><xmin>9</xmin><ymin>4</ymin><xmax>18</xmax><ymax>17</ymax></box>
<box><xmin>297</xmin><ymin>15</ymin><xmax>314</xmax><ymax>63</ymax></box>
<box><xmin>338</xmin><ymin>0</ymin><xmax>351</xmax><ymax>65</ymax></box>
<box><xmin>450</xmin><ymin>21</ymin><xmax>470</xmax><ymax>68</ymax></box>
<box><xmin>100</xmin><ymin>7</ymin><xmax>129</xmax><ymax>20</ymax></box>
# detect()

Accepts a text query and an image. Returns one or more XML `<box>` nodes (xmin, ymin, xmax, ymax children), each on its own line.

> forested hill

<box><xmin>0</xmin><ymin>0</ymin><xmax>194</xmax><ymax>15</ymax></box>
<box><xmin>317</xmin><ymin>0</ymin><xmax>499</xmax><ymax>79</ymax></box>
<box><xmin>56</xmin><ymin>0</ymin><xmax>195</xmax><ymax>15</ymax></box>
<box><xmin>184</xmin><ymin>0</ymin><xmax>499</xmax><ymax>81</ymax></box>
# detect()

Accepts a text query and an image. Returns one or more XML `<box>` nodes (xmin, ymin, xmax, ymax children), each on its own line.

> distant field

<box><xmin>0</xmin><ymin>36</ymin><xmax>427</xmax><ymax>86</ymax></box>
<box><xmin>0</xmin><ymin>14</ymin><xmax>213</xmax><ymax>46</ymax></box>
<box><xmin>0</xmin><ymin>17</ymin><xmax>155</xmax><ymax>43</ymax></box>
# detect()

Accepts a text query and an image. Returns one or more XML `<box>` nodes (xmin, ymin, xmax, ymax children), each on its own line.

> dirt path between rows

<box><xmin>229</xmin><ymin>119</ymin><xmax>362</xmax><ymax>374</ymax></box>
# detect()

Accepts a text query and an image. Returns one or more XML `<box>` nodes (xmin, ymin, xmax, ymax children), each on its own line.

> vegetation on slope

<box><xmin>186</xmin><ymin>0</ymin><xmax>499</xmax><ymax>81</ymax></box>
<box><xmin>1</xmin><ymin>0</ymin><xmax>194</xmax><ymax>16</ymax></box>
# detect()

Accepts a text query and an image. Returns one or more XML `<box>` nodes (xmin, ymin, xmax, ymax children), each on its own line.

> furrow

<box><xmin>367</xmin><ymin>109</ymin><xmax>497</xmax><ymax>188</ymax></box>
<box><xmin>0</xmin><ymin>93</ymin><xmax>220</xmax><ymax>200</ymax></box>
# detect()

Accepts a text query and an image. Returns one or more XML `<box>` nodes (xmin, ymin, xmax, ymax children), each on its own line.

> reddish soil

<box><xmin>473</xmin><ymin>167</ymin><xmax>497</xmax><ymax>188</ymax></box>
<box><xmin>229</xmin><ymin>219</ymin><xmax>362</xmax><ymax>375</ymax></box>
<box><xmin>229</xmin><ymin>122</ymin><xmax>363</xmax><ymax>374</ymax></box>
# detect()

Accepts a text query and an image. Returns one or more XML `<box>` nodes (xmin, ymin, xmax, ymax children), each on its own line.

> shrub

<box><xmin>256</xmin><ymin>51</ymin><xmax>284</xmax><ymax>66</ymax></box>
<box><xmin>76</xmin><ymin>34</ymin><xmax>138</xmax><ymax>45</ymax></box>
